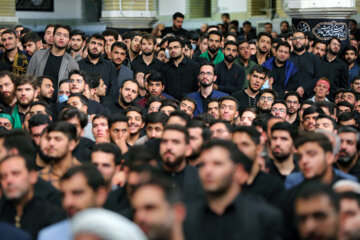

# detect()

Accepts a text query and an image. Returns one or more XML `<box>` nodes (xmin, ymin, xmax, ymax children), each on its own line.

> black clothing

<box><xmin>231</xmin><ymin>89</ymin><xmax>259</xmax><ymax>112</ymax></box>
<box><xmin>270</xmin><ymin>64</ymin><xmax>295</xmax><ymax>99</ymax></box>
<box><xmin>199</xmin><ymin>90</ymin><xmax>215</xmax><ymax>113</ymax></box>
<box><xmin>102</xmin><ymin>98</ymin><xmax>128</xmax><ymax>114</ymax></box>
<box><xmin>34</xmin><ymin>178</ymin><xmax>62</xmax><ymax>207</ymax></box>
<box><xmin>215</xmin><ymin>61</ymin><xmax>246</xmax><ymax>94</ymax></box>
<box><xmin>250</xmin><ymin>54</ymin><xmax>271</xmax><ymax>65</ymax></box>
<box><xmin>0</xmin><ymin>197</ymin><xmax>65</xmax><ymax>239</ymax></box>
<box><xmin>267</xmin><ymin>154</ymin><xmax>300</xmax><ymax>182</ymax></box>
<box><xmin>184</xmin><ymin>194</ymin><xmax>284</xmax><ymax>240</ymax></box>
<box><xmin>320</xmin><ymin>56</ymin><xmax>349</xmax><ymax>100</ymax></box>
<box><xmin>43</xmin><ymin>53</ymin><xmax>63</xmax><ymax>100</ymax></box>
<box><xmin>242</xmin><ymin>171</ymin><xmax>285</xmax><ymax>206</ymax></box>
<box><xmin>0</xmin><ymin>60</ymin><xmax>11</xmax><ymax>71</ymax></box>
<box><xmin>162</xmin><ymin>56</ymin><xmax>199</xmax><ymax>100</ymax></box>
<box><xmin>78</xmin><ymin>57</ymin><xmax>119</xmax><ymax>98</ymax></box>
<box><xmin>160</xmin><ymin>164</ymin><xmax>204</xmax><ymax>203</ymax></box>
<box><xmin>162</xmin><ymin>27</ymin><xmax>187</xmax><ymax>37</ymax></box>
<box><xmin>290</xmin><ymin>51</ymin><xmax>322</xmax><ymax>97</ymax></box>
<box><xmin>131</xmin><ymin>55</ymin><xmax>164</xmax><ymax>74</ymax></box>
<box><xmin>335</xmin><ymin>160</ymin><xmax>360</xmax><ymax>182</ymax></box>
<box><xmin>104</xmin><ymin>186</ymin><xmax>132</xmax><ymax>219</ymax></box>
<box><xmin>72</xmin><ymin>137</ymin><xmax>94</xmax><ymax>163</ymax></box>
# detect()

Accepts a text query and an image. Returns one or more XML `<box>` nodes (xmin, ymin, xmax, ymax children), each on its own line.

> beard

<box><xmin>171</xmin><ymin>54</ymin><xmax>181</xmax><ymax>61</ymax></box>
<box><xmin>259</xmin><ymin>48</ymin><xmax>269</xmax><ymax>55</ymax></box>
<box><xmin>0</xmin><ymin>91</ymin><xmax>15</xmax><ymax>105</ymax></box>
<box><xmin>142</xmin><ymin>50</ymin><xmax>153</xmax><ymax>56</ymax></box>
<box><xmin>275</xmin><ymin>58</ymin><xmax>286</xmax><ymax>65</ymax></box>
<box><xmin>120</xmin><ymin>94</ymin><xmax>133</xmax><ymax>106</ymax></box>
<box><xmin>205</xmin><ymin>172</ymin><xmax>233</xmax><ymax>198</ymax></box>
<box><xmin>54</xmin><ymin>42</ymin><xmax>66</xmax><ymax>50</ymax></box>
<box><xmin>50</xmin><ymin>150</ymin><xmax>68</xmax><ymax>163</ymax></box>
<box><xmin>208</xmin><ymin>46</ymin><xmax>219</xmax><ymax>54</ymax></box>
<box><xmin>200</xmin><ymin>80</ymin><xmax>212</xmax><ymax>88</ymax></box>
<box><xmin>131</xmin><ymin>46</ymin><xmax>140</xmax><ymax>54</ymax></box>
<box><xmin>88</xmin><ymin>49</ymin><xmax>102</xmax><ymax>59</ymax></box>
<box><xmin>272</xmin><ymin>151</ymin><xmax>291</xmax><ymax>162</ymax></box>
<box><xmin>346</xmin><ymin>58</ymin><xmax>354</xmax><ymax>65</ymax></box>
<box><xmin>18</xmin><ymin>99</ymin><xmax>33</xmax><ymax>109</ymax></box>
<box><xmin>38</xmin><ymin>147</ymin><xmax>52</xmax><ymax>165</ymax></box>
<box><xmin>329</xmin><ymin>48</ymin><xmax>339</xmax><ymax>56</ymax></box>
<box><xmin>337</xmin><ymin>151</ymin><xmax>357</xmax><ymax>167</ymax></box>
<box><xmin>293</xmin><ymin>44</ymin><xmax>306</xmax><ymax>52</ymax></box>
<box><xmin>162</xmin><ymin>154</ymin><xmax>185</xmax><ymax>170</ymax></box>
<box><xmin>225</xmin><ymin>55</ymin><xmax>235</xmax><ymax>63</ymax></box>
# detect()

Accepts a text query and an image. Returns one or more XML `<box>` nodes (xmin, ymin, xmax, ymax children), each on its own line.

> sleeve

<box><xmin>109</xmin><ymin>63</ymin><xmax>119</xmax><ymax>97</ymax></box>
<box><xmin>26</xmin><ymin>52</ymin><xmax>38</xmax><ymax>76</ymax></box>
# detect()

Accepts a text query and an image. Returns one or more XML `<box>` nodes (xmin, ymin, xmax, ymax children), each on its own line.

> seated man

<box><xmin>136</xmin><ymin>71</ymin><xmax>173</xmax><ymax>108</ymax></box>
<box><xmin>135</xmin><ymin>111</ymin><xmax>168</xmax><ymax>145</ymax></box>
<box><xmin>308</xmin><ymin>77</ymin><xmax>331</xmax><ymax>103</ymax></box>
<box><xmin>92</xmin><ymin>114</ymin><xmax>111</xmax><ymax>144</ymax></box>
<box><xmin>179</xmin><ymin>97</ymin><xmax>196</xmax><ymax>118</ymax></box>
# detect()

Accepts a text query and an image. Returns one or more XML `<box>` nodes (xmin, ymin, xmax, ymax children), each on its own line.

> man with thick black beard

<box><xmin>159</xmin><ymin>124</ymin><xmax>203</xmax><ymax>203</ymax></box>
<box><xmin>267</xmin><ymin>122</ymin><xmax>299</xmax><ymax>182</ymax></box>
<box><xmin>336</xmin><ymin>126</ymin><xmax>360</xmax><ymax>181</ymax></box>
<box><xmin>78</xmin><ymin>33</ymin><xmax>118</xmax><ymax>99</ymax></box>
<box><xmin>290</xmin><ymin>31</ymin><xmax>322</xmax><ymax>99</ymax></box>
<box><xmin>215</xmin><ymin>41</ymin><xmax>245</xmax><ymax>94</ymax></box>
<box><xmin>131</xmin><ymin>34</ymin><xmax>163</xmax><ymax>74</ymax></box>
<box><xmin>200</xmin><ymin>31</ymin><xmax>224</xmax><ymax>65</ymax></box>
<box><xmin>319</xmin><ymin>37</ymin><xmax>349</xmax><ymax>100</ymax></box>
<box><xmin>0</xmin><ymin>71</ymin><xmax>17</xmax><ymax>112</ymax></box>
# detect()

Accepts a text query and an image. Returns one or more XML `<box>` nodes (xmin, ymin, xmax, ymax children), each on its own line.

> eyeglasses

<box><xmin>259</xmin><ymin>96</ymin><xmax>274</xmax><ymax>102</ymax></box>
<box><xmin>271</xmin><ymin>108</ymin><xmax>286</xmax><ymax>113</ymax></box>
<box><xmin>70</xmin><ymin>79</ymin><xmax>84</xmax><ymax>84</ymax></box>
<box><xmin>55</xmin><ymin>32</ymin><xmax>69</xmax><ymax>38</ymax></box>
<box><xmin>199</xmin><ymin>72</ymin><xmax>214</xmax><ymax>76</ymax></box>
<box><xmin>291</xmin><ymin>36</ymin><xmax>305</xmax><ymax>41</ymax></box>
<box><xmin>286</xmin><ymin>100</ymin><xmax>298</xmax><ymax>105</ymax></box>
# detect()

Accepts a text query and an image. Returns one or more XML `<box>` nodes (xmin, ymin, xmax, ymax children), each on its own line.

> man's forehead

<box><xmin>0</xmin><ymin>75</ymin><xmax>13</xmax><ymax>83</ymax></box>
<box><xmin>48</xmin><ymin>130</ymin><xmax>67</xmax><ymax>137</ymax></box>
<box><xmin>70</xmin><ymin>74</ymin><xmax>84</xmax><ymax>80</ymax></box>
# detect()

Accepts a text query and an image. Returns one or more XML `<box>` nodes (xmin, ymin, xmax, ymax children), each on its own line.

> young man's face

<box><xmin>1</xmin><ymin>33</ymin><xmax>17</xmax><ymax>52</ymax></box>
<box><xmin>44</xmin><ymin>26</ymin><xmax>54</xmax><ymax>46</ymax></box>
<box><xmin>53</xmin><ymin>27</ymin><xmax>70</xmax><ymax>50</ymax></box>
<box><xmin>172</xmin><ymin>17</ymin><xmax>184</xmax><ymax>30</ymax></box>
<box><xmin>69</xmin><ymin>74</ymin><xmax>86</xmax><ymax>94</ymax></box>
<box><xmin>16</xmin><ymin>83</ymin><xmax>37</xmax><ymax>108</ymax></box>
<box><xmin>111</xmin><ymin>46</ymin><xmax>126</xmax><ymax>66</ymax></box>
<box><xmin>70</xmin><ymin>34</ymin><xmax>84</xmax><ymax>51</ymax></box>
<box><xmin>24</xmin><ymin>41</ymin><xmax>39</xmax><ymax>57</ymax></box>
<box><xmin>126</xmin><ymin>111</ymin><xmax>144</xmax><ymax>135</ymax></box>
<box><xmin>148</xmin><ymin>81</ymin><xmax>164</xmax><ymax>97</ymax></box>
<box><xmin>88</xmin><ymin>37</ymin><xmax>105</xmax><ymax>59</ymax></box>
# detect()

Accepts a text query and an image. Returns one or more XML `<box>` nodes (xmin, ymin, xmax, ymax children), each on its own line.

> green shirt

<box><xmin>234</xmin><ymin>57</ymin><xmax>257</xmax><ymax>89</ymax></box>
<box><xmin>200</xmin><ymin>50</ymin><xmax>224</xmax><ymax>65</ymax></box>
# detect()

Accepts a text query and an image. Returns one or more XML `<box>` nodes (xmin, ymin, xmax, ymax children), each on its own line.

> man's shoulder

<box><xmin>0</xmin><ymin>221</ymin><xmax>32</xmax><ymax>240</ymax></box>
<box><xmin>186</xmin><ymin>91</ymin><xmax>200</xmax><ymax>98</ymax></box>
<box><xmin>37</xmin><ymin>219</ymin><xmax>70</xmax><ymax>240</ymax></box>
<box><xmin>212</xmin><ymin>90</ymin><xmax>229</xmax><ymax>97</ymax></box>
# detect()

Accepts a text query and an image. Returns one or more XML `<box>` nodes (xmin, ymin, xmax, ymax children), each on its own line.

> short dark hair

<box><xmin>328</xmin><ymin>37</ymin><xmax>341</xmax><ymax>46</ymax></box>
<box><xmin>207</xmin><ymin>30</ymin><xmax>222</xmax><ymax>39</ymax></box>
<box><xmin>181</xmin><ymin>97</ymin><xmax>197</xmax><ymax>111</ymax></box>
<box><xmin>315</xmin><ymin>101</ymin><xmax>335</xmax><ymax>116</ymax></box>
<box><xmin>303</xmin><ymin>106</ymin><xmax>324</xmax><ymax>119</ymax></box>
<box><xmin>88</xmin><ymin>73</ymin><xmax>102</xmax><ymax>89</ymax></box>
<box><xmin>93</xmin><ymin>114</ymin><xmax>110</xmax><ymax>128</ymax></box>
<box><xmin>295</xmin><ymin>131</ymin><xmax>333</xmax><ymax>153</ymax></box>
<box><xmin>0</xmin><ymin>130</ymin><xmax>35</xmax><ymax>163</ymax></box>
<box><xmin>168</xmin><ymin>110</ymin><xmax>191</xmax><ymax>123</ymax></box>
<box><xmin>201</xmin><ymin>139</ymin><xmax>252</xmax><ymax>173</ymax></box>
<box><xmin>232</xmin><ymin>126</ymin><xmax>260</xmax><ymax>145</ymax></box>
<box><xmin>125</xmin><ymin>106</ymin><xmax>146</xmax><ymax>123</ymax></box>
<box><xmin>337</xmin><ymin>101</ymin><xmax>354</xmax><ymax>113</ymax></box>
<box><xmin>146</xmin><ymin>111</ymin><xmax>168</xmax><ymax>127</ymax></box>
<box><xmin>28</xmin><ymin>114</ymin><xmax>51</xmax><ymax>131</ymax></box>
<box><xmin>102</xmin><ymin>29</ymin><xmax>118</xmax><ymax>41</ymax></box>
<box><xmin>257</xmin><ymin>32</ymin><xmax>273</xmax><ymax>43</ymax></box>
<box><xmin>160</xmin><ymin>99</ymin><xmax>179</xmax><ymax>111</ymax></box>
<box><xmin>21</xmin><ymin>32</ymin><xmax>40</xmax><ymax>45</ymax></box>
<box><xmin>167</xmin><ymin>36</ymin><xmax>185</xmax><ymax>48</ymax></box>
<box><xmin>70</xmin><ymin>29</ymin><xmax>86</xmax><ymax>41</ymax></box>
<box><xmin>275</xmin><ymin>41</ymin><xmax>291</xmax><ymax>51</ymax></box>
<box><xmin>163</xmin><ymin>124</ymin><xmax>189</xmax><ymax>144</ymax></box>
<box><xmin>285</xmin><ymin>91</ymin><xmax>300</xmax><ymax>102</ymax></box>
<box><xmin>259</xmin><ymin>88</ymin><xmax>278</xmax><ymax>100</ymax></box>
<box><xmin>271</xmin><ymin>100</ymin><xmax>289</xmax><ymax>114</ymax></box>
<box><xmin>53</xmin><ymin>24</ymin><xmax>71</xmax><ymax>36</ymax></box>
<box><xmin>271</xmin><ymin>121</ymin><xmax>298</xmax><ymax>141</ymax></box>
<box><xmin>224</xmin><ymin>40</ymin><xmax>238</xmax><ymax>49</ymax></box>
<box><xmin>59</xmin><ymin>108</ymin><xmax>88</xmax><ymax>129</ymax></box>
<box><xmin>68</xmin><ymin>69</ymin><xmax>88</xmax><ymax>84</ymax></box>
<box><xmin>141</xmin><ymin>33</ymin><xmax>156</xmax><ymax>45</ymax></box>
<box><xmin>146</xmin><ymin>71</ymin><xmax>164</xmax><ymax>85</ymax></box>
<box><xmin>295</xmin><ymin>181</ymin><xmax>340</xmax><ymax>212</ymax></box>
<box><xmin>15</xmin><ymin>74</ymin><xmax>37</xmax><ymax>89</ymax></box>
<box><xmin>109</xmin><ymin>113</ymin><xmax>128</xmax><ymax>128</ymax></box>
<box><xmin>92</xmin><ymin>143</ymin><xmax>122</xmax><ymax>165</ymax></box>
<box><xmin>37</xmin><ymin>75</ymin><xmax>54</xmax><ymax>88</ymax></box>
<box><xmin>219</xmin><ymin>96</ymin><xmax>239</xmax><ymax>111</ymax></box>
<box><xmin>249</xmin><ymin>65</ymin><xmax>268</xmax><ymax>76</ymax></box>
<box><xmin>173</xmin><ymin>12</ymin><xmax>184</xmax><ymax>20</ymax></box>
<box><xmin>316</xmin><ymin>114</ymin><xmax>338</xmax><ymax>130</ymax></box>
<box><xmin>88</xmin><ymin>33</ymin><xmax>105</xmax><ymax>44</ymax></box>
<box><xmin>1</xmin><ymin>29</ymin><xmax>16</xmax><ymax>38</ymax></box>
<box><xmin>338</xmin><ymin>112</ymin><xmax>357</xmax><ymax>127</ymax></box>
<box><xmin>29</xmin><ymin>101</ymin><xmax>52</xmax><ymax>116</ymax></box>
<box><xmin>61</xmin><ymin>164</ymin><xmax>106</xmax><ymax>191</ymax></box>
<box><xmin>111</xmin><ymin>41</ymin><xmax>127</xmax><ymax>52</ymax></box>
<box><xmin>47</xmin><ymin>121</ymin><xmax>77</xmax><ymax>142</ymax></box>
<box><xmin>68</xmin><ymin>93</ymin><xmax>89</xmax><ymax>107</ymax></box>
<box><xmin>209</xmin><ymin>119</ymin><xmax>233</xmax><ymax>132</ymax></box>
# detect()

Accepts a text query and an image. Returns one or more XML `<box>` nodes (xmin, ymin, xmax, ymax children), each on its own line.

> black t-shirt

<box><xmin>270</xmin><ymin>64</ymin><xmax>286</xmax><ymax>98</ymax></box>
<box><xmin>43</xmin><ymin>53</ymin><xmax>63</xmax><ymax>100</ymax></box>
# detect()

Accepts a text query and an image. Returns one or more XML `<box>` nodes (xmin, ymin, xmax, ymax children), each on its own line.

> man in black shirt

<box><xmin>320</xmin><ymin>37</ymin><xmax>349</xmax><ymax>100</ymax></box>
<box><xmin>290</xmin><ymin>31</ymin><xmax>322</xmax><ymax>98</ymax></box>
<box><xmin>131</xmin><ymin>34</ymin><xmax>163</xmax><ymax>74</ymax></box>
<box><xmin>251</xmin><ymin>32</ymin><xmax>272</xmax><ymax>65</ymax></box>
<box><xmin>78</xmin><ymin>33</ymin><xmax>118</xmax><ymax>99</ymax></box>
<box><xmin>162</xmin><ymin>12</ymin><xmax>187</xmax><ymax>37</ymax></box>
<box><xmin>268</xmin><ymin>122</ymin><xmax>299</xmax><ymax>182</ymax></box>
<box><xmin>128</xmin><ymin>32</ymin><xmax>142</xmax><ymax>63</ymax></box>
<box><xmin>159</xmin><ymin>125</ymin><xmax>203</xmax><ymax>203</ymax></box>
<box><xmin>110</xmin><ymin>42</ymin><xmax>133</xmax><ymax>87</ymax></box>
<box><xmin>0</xmin><ymin>155</ymin><xmax>64</xmax><ymax>239</ymax></box>
<box><xmin>232</xmin><ymin>126</ymin><xmax>285</xmax><ymax>206</ymax></box>
<box><xmin>215</xmin><ymin>41</ymin><xmax>245</xmax><ymax>94</ymax></box>
<box><xmin>232</xmin><ymin>65</ymin><xmax>267</xmax><ymax>112</ymax></box>
<box><xmin>162</xmin><ymin>37</ymin><xmax>199</xmax><ymax>100</ymax></box>
<box><xmin>103</xmin><ymin>79</ymin><xmax>139</xmax><ymax>114</ymax></box>
<box><xmin>184</xmin><ymin>139</ymin><xmax>283</xmax><ymax>240</ymax></box>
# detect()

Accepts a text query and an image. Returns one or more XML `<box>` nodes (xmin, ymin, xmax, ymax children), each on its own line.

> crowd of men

<box><xmin>0</xmin><ymin>11</ymin><xmax>360</xmax><ymax>240</ymax></box>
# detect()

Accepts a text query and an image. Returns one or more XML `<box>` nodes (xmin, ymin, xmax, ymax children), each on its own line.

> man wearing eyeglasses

<box><xmin>270</xmin><ymin>100</ymin><xmax>289</xmax><ymax>121</ymax></box>
<box><xmin>27</xmin><ymin>25</ymin><xmax>79</xmax><ymax>101</ymax></box>
<box><xmin>257</xmin><ymin>88</ymin><xmax>277</xmax><ymax>113</ymax></box>
<box><xmin>290</xmin><ymin>31</ymin><xmax>322</xmax><ymax>99</ymax></box>
<box><xmin>186</xmin><ymin>62</ymin><xmax>228</xmax><ymax>117</ymax></box>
